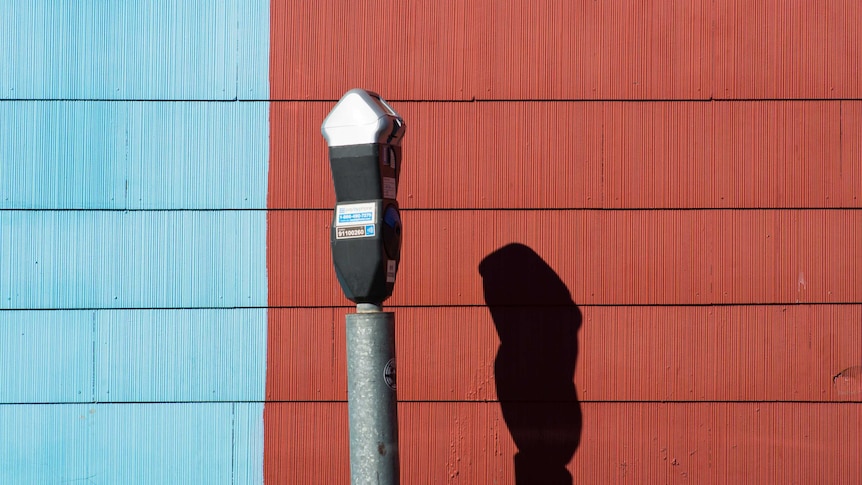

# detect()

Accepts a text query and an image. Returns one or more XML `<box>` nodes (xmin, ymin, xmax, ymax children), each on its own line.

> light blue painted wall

<box><xmin>0</xmin><ymin>210</ymin><xmax>267</xmax><ymax>309</ymax></box>
<box><xmin>95</xmin><ymin>309</ymin><xmax>267</xmax><ymax>402</ymax></box>
<box><xmin>233</xmin><ymin>403</ymin><xmax>267</xmax><ymax>484</ymax></box>
<box><xmin>1</xmin><ymin>1</ymin><xmax>270</xmax><ymax>481</ymax></box>
<box><xmin>0</xmin><ymin>404</ymin><xmax>90</xmax><ymax>481</ymax></box>
<box><xmin>0</xmin><ymin>310</ymin><xmax>266</xmax><ymax>404</ymax></box>
<box><xmin>0</xmin><ymin>1</ymin><xmax>270</xmax><ymax>100</ymax></box>
<box><xmin>0</xmin><ymin>403</ymin><xmax>263</xmax><ymax>484</ymax></box>
<box><xmin>0</xmin><ymin>311</ymin><xmax>92</xmax><ymax>403</ymax></box>
<box><xmin>0</xmin><ymin>101</ymin><xmax>269</xmax><ymax>209</ymax></box>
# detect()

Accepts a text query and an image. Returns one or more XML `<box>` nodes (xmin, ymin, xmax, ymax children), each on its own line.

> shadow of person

<box><xmin>479</xmin><ymin>243</ymin><xmax>583</xmax><ymax>485</ymax></box>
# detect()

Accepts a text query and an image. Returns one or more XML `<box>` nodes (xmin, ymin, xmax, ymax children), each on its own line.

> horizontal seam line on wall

<box><xmin>5</xmin><ymin>208</ymin><xmax>862</xmax><ymax>212</ymax></box>
<box><xmin>2</xmin><ymin>398</ymin><xmax>858</xmax><ymax>405</ymax></box>
<box><xmin>398</xmin><ymin>207</ymin><xmax>862</xmax><ymax>212</ymax></box>
<box><xmin>0</xmin><ymin>208</ymin><xmax>269</xmax><ymax>212</ymax></box>
<box><xmin>266</xmin><ymin>98</ymin><xmax>862</xmax><ymax>103</ymax></box>
<box><xmin>3</xmin><ymin>303</ymin><xmax>861</xmax><ymax>312</ymax></box>
<box><xmin>4</xmin><ymin>98</ymin><xmax>861</xmax><ymax>103</ymax></box>
<box><xmin>0</xmin><ymin>306</ymin><xmax>270</xmax><ymax>311</ymax></box>
<box><xmin>258</xmin><ymin>400</ymin><xmax>861</xmax><ymax>405</ymax></box>
<box><xmin>0</xmin><ymin>98</ymin><xmax>269</xmax><ymax>103</ymax></box>
<box><xmin>0</xmin><ymin>401</ymin><xmax>265</xmax><ymax>406</ymax></box>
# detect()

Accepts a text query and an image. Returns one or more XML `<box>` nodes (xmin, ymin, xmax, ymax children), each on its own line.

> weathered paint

<box><xmin>0</xmin><ymin>403</ymin><xmax>263</xmax><ymax>484</ymax></box>
<box><xmin>0</xmin><ymin>210</ymin><xmax>267</xmax><ymax>309</ymax></box>
<box><xmin>0</xmin><ymin>1</ymin><xmax>270</xmax><ymax>100</ymax></box>
<box><xmin>0</xmin><ymin>101</ymin><xmax>269</xmax><ymax>209</ymax></box>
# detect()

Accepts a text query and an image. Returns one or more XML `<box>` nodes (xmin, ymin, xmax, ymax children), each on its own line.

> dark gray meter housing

<box><xmin>322</xmin><ymin>89</ymin><xmax>405</xmax><ymax>305</ymax></box>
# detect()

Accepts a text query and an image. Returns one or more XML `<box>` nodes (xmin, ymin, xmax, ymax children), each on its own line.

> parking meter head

<box><xmin>321</xmin><ymin>89</ymin><xmax>404</xmax><ymax>148</ymax></box>
<box><xmin>322</xmin><ymin>89</ymin><xmax>406</xmax><ymax>305</ymax></box>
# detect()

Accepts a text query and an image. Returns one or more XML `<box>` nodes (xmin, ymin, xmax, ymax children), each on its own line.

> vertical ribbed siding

<box><xmin>270</xmin><ymin>0</ymin><xmax>860</xmax><ymax>101</ymax></box>
<box><xmin>265</xmin><ymin>210</ymin><xmax>862</xmax><ymax>306</ymax></box>
<box><xmin>0</xmin><ymin>312</ymin><xmax>92</xmax><ymax>403</ymax></box>
<box><xmin>709</xmin><ymin>101</ymin><xmax>845</xmax><ymax>208</ymax></box>
<box><xmin>0</xmin><ymin>211</ymin><xmax>267</xmax><ymax>309</ymax></box>
<box><xmin>483</xmin><ymin>0</ymin><xmax>713</xmax><ymax>99</ymax></box>
<box><xmin>95</xmin><ymin>310</ymin><xmax>267</xmax><ymax>402</ymax></box>
<box><xmin>397</xmin><ymin>402</ymin><xmax>862</xmax><ymax>483</ymax></box>
<box><xmin>714</xmin><ymin>0</ymin><xmax>862</xmax><ymax>99</ymax></box>
<box><xmin>269</xmin><ymin>0</ymin><xmax>713</xmax><ymax>100</ymax></box>
<box><xmin>264</xmin><ymin>306</ymin><xmax>861</xmax><ymax>403</ymax></box>
<box><xmin>0</xmin><ymin>403</ymin><xmax>265</xmax><ymax>483</ymax></box>
<box><xmin>265</xmin><ymin>1</ymin><xmax>862</xmax><ymax>483</ymax></box>
<box><xmin>265</xmin><ymin>308</ymin><xmax>347</xmax><ymax>401</ymax></box>
<box><xmin>0</xmin><ymin>2</ymin><xmax>270</xmax><ymax>483</ymax></box>
<box><xmin>0</xmin><ymin>101</ymin><xmax>268</xmax><ymax>210</ymax></box>
<box><xmin>265</xmin><ymin>101</ymin><xmax>860</xmax><ymax>209</ymax></box>
<box><xmin>605</xmin><ymin>101</ymin><xmax>852</xmax><ymax>208</ymax></box>
<box><xmin>843</xmin><ymin>101</ymin><xmax>862</xmax><ymax>206</ymax></box>
<box><xmin>266</xmin><ymin>101</ymin><xmax>335</xmax><ymax>208</ymax></box>
<box><xmin>270</xmin><ymin>0</ymin><xmax>475</xmax><ymax>100</ymax></box>
<box><xmin>264</xmin><ymin>403</ymin><xmax>351</xmax><ymax>484</ymax></box>
<box><xmin>0</xmin><ymin>1</ymin><xmax>269</xmax><ymax>100</ymax></box>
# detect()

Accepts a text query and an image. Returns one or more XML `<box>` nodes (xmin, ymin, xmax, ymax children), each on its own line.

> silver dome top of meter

<box><xmin>321</xmin><ymin>89</ymin><xmax>406</xmax><ymax>147</ymax></box>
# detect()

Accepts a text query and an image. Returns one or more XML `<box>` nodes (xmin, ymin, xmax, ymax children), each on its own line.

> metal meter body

<box><xmin>322</xmin><ymin>89</ymin><xmax>405</xmax><ymax>305</ymax></box>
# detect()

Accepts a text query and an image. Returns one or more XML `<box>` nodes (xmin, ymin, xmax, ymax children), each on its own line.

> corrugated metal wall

<box><xmin>266</xmin><ymin>0</ymin><xmax>861</xmax><ymax>483</ymax></box>
<box><xmin>1</xmin><ymin>2</ymin><xmax>270</xmax><ymax>483</ymax></box>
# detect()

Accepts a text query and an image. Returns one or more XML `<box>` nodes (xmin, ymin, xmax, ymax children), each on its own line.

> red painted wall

<box><xmin>266</xmin><ymin>1</ymin><xmax>862</xmax><ymax>483</ymax></box>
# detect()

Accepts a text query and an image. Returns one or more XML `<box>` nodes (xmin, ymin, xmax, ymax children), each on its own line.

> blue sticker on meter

<box><xmin>335</xmin><ymin>202</ymin><xmax>377</xmax><ymax>227</ymax></box>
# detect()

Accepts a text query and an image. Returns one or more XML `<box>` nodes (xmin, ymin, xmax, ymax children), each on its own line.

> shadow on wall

<box><xmin>479</xmin><ymin>243</ymin><xmax>583</xmax><ymax>485</ymax></box>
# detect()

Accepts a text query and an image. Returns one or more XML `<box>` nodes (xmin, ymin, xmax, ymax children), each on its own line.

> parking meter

<box><xmin>323</xmin><ymin>89</ymin><xmax>405</xmax><ymax>485</ymax></box>
<box><xmin>322</xmin><ymin>89</ymin><xmax>405</xmax><ymax>305</ymax></box>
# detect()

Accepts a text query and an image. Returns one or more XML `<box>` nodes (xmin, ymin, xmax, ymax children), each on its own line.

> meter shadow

<box><xmin>479</xmin><ymin>243</ymin><xmax>583</xmax><ymax>485</ymax></box>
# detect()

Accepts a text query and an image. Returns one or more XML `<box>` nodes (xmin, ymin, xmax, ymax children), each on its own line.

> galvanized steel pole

<box><xmin>346</xmin><ymin>303</ymin><xmax>399</xmax><ymax>485</ymax></box>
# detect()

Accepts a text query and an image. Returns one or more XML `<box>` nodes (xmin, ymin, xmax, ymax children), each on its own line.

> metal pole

<box><xmin>346</xmin><ymin>303</ymin><xmax>400</xmax><ymax>485</ymax></box>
